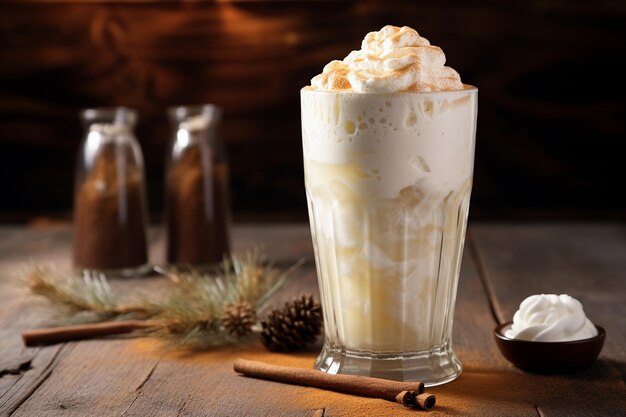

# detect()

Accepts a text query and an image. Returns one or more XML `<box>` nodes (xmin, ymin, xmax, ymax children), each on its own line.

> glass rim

<box><xmin>300</xmin><ymin>84</ymin><xmax>477</xmax><ymax>96</ymax></box>
<box><xmin>80</xmin><ymin>106</ymin><xmax>137</xmax><ymax>116</ymax></box>
<box><xmin>79</xmin><ymin>107</ymin><xmax>137</xmax><ymax>126</ymax></box>
<box><xmin>167</xmin><ymin>104</ymin><xmax>222</xmax><ymax>122</ymax></box>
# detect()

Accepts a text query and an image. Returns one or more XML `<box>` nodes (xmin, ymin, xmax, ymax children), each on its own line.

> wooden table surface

<box><xmin>0</xmin><ymin>223</ymin><xmax>625</xmax><ymax>417</ymax></box>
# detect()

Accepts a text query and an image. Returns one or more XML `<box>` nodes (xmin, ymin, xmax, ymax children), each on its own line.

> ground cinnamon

<box><xmin>166</xmin><ymin>143</ymin><xmax>230</xmax><ymax>264</ymax></box>
<box><xmin>73</xmin><ymin>143</ymin><xmax>148</xmax><ymax>271</ymax></box>
<box><xmin>233</xmin><ymin>359</ymin><xmax>435</xmax><ymax>410</ymax></box>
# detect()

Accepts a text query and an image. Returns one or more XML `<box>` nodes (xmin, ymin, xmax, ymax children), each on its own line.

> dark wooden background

<box><xmin>1</xmin><ymin>0</ymin><xmax>625</xmax><ymax>222</ymax></box>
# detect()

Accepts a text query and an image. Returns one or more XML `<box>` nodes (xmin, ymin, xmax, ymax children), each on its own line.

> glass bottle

<box><xmin>73</xmin><ymin>107</ymin><xmax>150</xmax><ymax>277</ymax></box>
<box><xmin>166</xmin><ymin>104</ymin><xmax>231</xmax><ymax>265</ymax></box>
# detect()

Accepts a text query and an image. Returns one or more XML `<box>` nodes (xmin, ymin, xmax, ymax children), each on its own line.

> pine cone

<box><xmin>261</xmin><ymin>294</ymin><xmax>323</xmax><ymax>352</ymax></box>
<box><xmin>221</xmin><ymin>301</ymin><xmax>256</xmax><ymax>337</ymax></box>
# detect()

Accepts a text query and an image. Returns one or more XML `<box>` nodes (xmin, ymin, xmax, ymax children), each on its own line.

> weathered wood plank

<box><xmin>0</xmin><ymin>228</ymin><xmax>71</xmax><ymax>415</ymax></box>
<box><xmin>10</xmin><ymin>340</ymin><xmax>161</xmax><ymax>417</ymax></box>
<box><xmin>0</xmin><ymin>299</ymin><xmax>51</xmax><ymax>401</ymax></box>
<box><xmin>1</xmin><ymin>225</ymin><xmax>626</xmax><ymax>416</ymax></box>
<box><xmin>0</xmin><ymin>346</ymin><xmax>62</xmax><ymax>416</ymax></box>
<box><xmin>0</xmin><ymin>276</ymin><xmax>63</xmax><ymax>416</ymax></box>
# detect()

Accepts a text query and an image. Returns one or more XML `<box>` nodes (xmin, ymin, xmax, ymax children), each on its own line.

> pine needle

<box><xmin>24</xmin><ymin>249</ymin><xmax>304</xmax><ymax>348</ymax></box>
<box><xmin>24</xmin><ymin>266</ymin><xmax>155</xmax><ymax>323</ymax></box>
<box><xmin>27</xmin><ymin>266</ymin><xmax>116</xmax><ymax>314</ymax></box>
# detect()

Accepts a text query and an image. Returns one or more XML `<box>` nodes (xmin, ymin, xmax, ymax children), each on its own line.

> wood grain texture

<box><xmin>0</xmin><ymin>1</ymin><xmax>625</xmax><ymax>221</ymax></box>
<box><xmin>0</xmin><ymin>224</ymin><xmax>625</xmax><ymax>416</ymax></box>
<box><xmin>0</xmin><ymin>229</ymin><xmax>68</xmax><ymax>416</ymax></box>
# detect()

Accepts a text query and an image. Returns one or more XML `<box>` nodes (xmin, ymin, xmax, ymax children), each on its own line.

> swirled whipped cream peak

<box><xmin>309</xmin><ymin>25</ymin><xmax>463</xmax><ymax>93</ymax></box>
<box><xmin>505</xmin><ymin>294</ymin><xmax>598</xmax><ymax>342</ymax></box>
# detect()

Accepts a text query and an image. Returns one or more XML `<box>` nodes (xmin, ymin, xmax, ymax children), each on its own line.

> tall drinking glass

<box><xmin>301</xmin><ymin>87</ymin><xmax>477</xmax><ymax>386</ymax></box>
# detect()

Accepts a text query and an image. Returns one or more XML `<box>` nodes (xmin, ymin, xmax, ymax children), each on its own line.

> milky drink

<box><xmin>302</xmin><ymin>26</ymin><xmax>477</xmax><ymax>385</ymax></box>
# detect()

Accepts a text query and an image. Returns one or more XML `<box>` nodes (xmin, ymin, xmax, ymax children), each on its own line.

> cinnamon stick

<box><xmin>396</xmin><ymin>391</ymin><xmax>437</xmax><ymax>410</ymax></box>
<box><xmin>22</xmin><ymin>320</ymin><xmax>151</xmax><ymax>346</ymax></box>
<box><xmin>233</xmin><ymin>359</ymin><xmax>434</xmax><ymax>410</ymax></box>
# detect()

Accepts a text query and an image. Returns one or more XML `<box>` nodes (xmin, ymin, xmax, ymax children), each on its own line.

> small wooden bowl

<box><xmin>494</xmin><ymin>322</ymin><xmax>605</xmax><ymax>373</ymax></box>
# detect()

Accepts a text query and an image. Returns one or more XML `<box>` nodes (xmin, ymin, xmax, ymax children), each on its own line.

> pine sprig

<box><xmin>223</xmin><ymin>248</ymin><xmax>305</xmax><ymax>311</ymax></box>
<box><xmin>148</xmin><ymin>300</ymin><xmax>229</xmax><ymax>349</ymax></box>
<box><xmin>24</xmin><ymin>249</ymin><xmax>314</xmax><ymax>351</ymax></box>
<box><xmin>25</xmin><ymin>266</ymin><xmax>155</xmax><ymax>323</ymax></box>
<box><xmin>147</xmin><ymin>249</ymin><xmax>304</xmax><ymax>348</ymax></box>
<box><xmin>147</xmin><ymin>266</ymin><xmax>235</xmax><ymax>349</ymax></box>
<box><xmin>27</xmin><ymin>267</ymin><xmax>115</xmax><ymax>313</ymax></box>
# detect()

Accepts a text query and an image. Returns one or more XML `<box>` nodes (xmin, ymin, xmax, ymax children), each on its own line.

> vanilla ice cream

<box><xmin>302</xmin><ymin>26</ymin><xmax>476</xmax><ymax>384</ymax></box>
<box><xmin>505</xmin><ymin>294</ymin><xmax>598</xmax><ymax>342</ymax></box>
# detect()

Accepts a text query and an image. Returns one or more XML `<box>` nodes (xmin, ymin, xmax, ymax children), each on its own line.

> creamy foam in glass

<box><xmin>301</xmin><ymin>26</ymin><xmax>477</xmax><ymax>385</ymax></box>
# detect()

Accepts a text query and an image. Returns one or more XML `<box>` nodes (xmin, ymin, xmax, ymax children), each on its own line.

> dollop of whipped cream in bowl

<box><xmin>310</xmin><ymin>25</ymin><xmax>464</xmax><ymax>93</ymax></box>
<box><xmin>505</xmin><ymin>294</ymin><xmax>598</xmax><ymax>342</ymax></box>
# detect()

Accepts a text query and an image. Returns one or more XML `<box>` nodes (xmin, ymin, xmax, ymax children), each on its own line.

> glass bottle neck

<box><xmin>168</xmin><ymin>104</ymin><xmax>221</xmax><ymax>134</ymax></box>
<box><xmin>80</xmin><ymin>107</ymin><xmax>138</xmax><ymax>130</ymax></box>
<box><xmin>168</xmin><ymin>105</ymin><xmax>222</xmax><ymax>158</ymax></box>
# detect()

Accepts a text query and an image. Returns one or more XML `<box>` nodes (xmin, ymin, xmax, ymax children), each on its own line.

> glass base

<box><xmin>314</xmin><ymin>342</ymin><xmax>462</xmax><ymax>387</ymax></box>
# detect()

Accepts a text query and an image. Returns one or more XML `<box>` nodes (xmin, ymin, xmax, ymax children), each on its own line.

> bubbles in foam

<box><xmin>344</xmin><ymin>120</ymin><xmax>356</xmax><ymax>134</ymax></box>
<box><xmin>410</xmin><ymin>155</ymin><xmax>431</xmax><ymax>174</ymax></box>
<box><xmin>406</xmin><ymin>110</ymin><xmax>417</xmax><ymax>127</ymax></box>
<box><xmin>422</xmin><ymin>100</ymin><xmax>434</xmax><ymax>116</ymax></box>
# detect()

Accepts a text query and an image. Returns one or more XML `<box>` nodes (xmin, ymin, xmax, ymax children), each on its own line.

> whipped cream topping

<box><xmin>310</xmin><ymin>25</ymin><xmax>463</xmax><ymax>93</ymax></box>
<box><xmin>505</xmin><ymin>294</ymin><xmax>598</xmax><ymax>342</ymax></box>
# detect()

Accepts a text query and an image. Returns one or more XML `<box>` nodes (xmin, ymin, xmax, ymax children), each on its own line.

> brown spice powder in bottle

<box><xmin>73</xmin><ymin>108</ymin><xmax>149</xmax><ymax>273</ymax></box>
<box><xmin>166</xmin><ymin>105</ymin><xmax>230</xmax><ymax>265</ymax></box>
